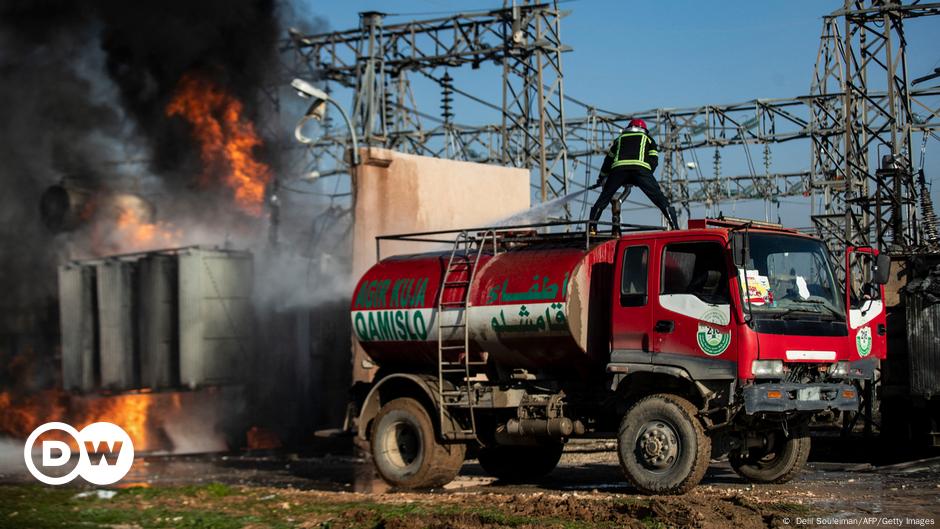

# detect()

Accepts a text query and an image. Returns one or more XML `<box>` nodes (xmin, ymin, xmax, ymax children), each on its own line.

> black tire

<box><xmin>617</xmin><ymin>394</ymin><xmax>711</xmax><ymax>495</ymax></box>
<box><xmin>477</xmin><ymin>443</ymin><xmax>564</xmax><ymax>483</ymax></box>
<box><xmin>729</xmin><ymin>429</ymin><xmax>810</xmax><ymax>484</ymax></box>
<box><xmin>370</xmin><ymin>398</ymin><xmax>466</xmax><ymax>489</ymax></box>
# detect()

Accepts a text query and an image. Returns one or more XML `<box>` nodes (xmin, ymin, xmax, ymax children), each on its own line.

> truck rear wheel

<box><xmin>617</xmin><ymin>394</ymin><xmax>711</xmax><ymax>495</ymax></box>
<box><xmin>477</xmin><ymin>443</ymin><xmax>564</xmax><ymax>483</ymax></box>
<box><xmin>729</xmin><ymin>429</ymin><xmax>810</xmax><ymax>484</ymax></box>
<box><xmin>370</xmin><ymin>397</ymin><xmax>466</xmax><ymax>489</ymax></box>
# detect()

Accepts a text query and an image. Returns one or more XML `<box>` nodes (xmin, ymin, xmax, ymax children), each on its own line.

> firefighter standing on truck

<box><xmin>589</xmin><ymin>118</ymin><xmax>679</xmax><ymax>230</ymax></box>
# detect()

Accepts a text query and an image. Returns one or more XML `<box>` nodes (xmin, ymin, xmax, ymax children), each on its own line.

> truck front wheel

<box><xmin>370</xmin><ymin>397</ymin><xmax>466</xmax><ymax>489</ymax></box>
<box><xmin>477</xmin><ymin>443</ymin><xmax>564</xmax><ymax>483</ymax></box>
<box><xmin>617</xmin><ymin>394</ymin><xmax>711</xmax><ymax>495</ymax></box>
<box><xmin>729</xmin><ymin>429</ymin><xmax>810</xmax><ymax>484</ymax></box>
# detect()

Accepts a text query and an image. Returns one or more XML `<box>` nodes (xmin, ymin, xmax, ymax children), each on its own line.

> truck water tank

<box><xmin>350</xmin><ymin>239</ymin><xmax>617</xmax><ymax>374</ymax></box>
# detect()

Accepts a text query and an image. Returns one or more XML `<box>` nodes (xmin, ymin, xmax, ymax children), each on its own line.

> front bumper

<box><xmin>743</xmin><ymin>383</ymin><xmax>859</xmax><ymax>414</ymax></box>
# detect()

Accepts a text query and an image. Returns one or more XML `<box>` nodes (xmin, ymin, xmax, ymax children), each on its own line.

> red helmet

<box><xmin>628</xmin><ymin>118</ymin><xmax>647</xmax><ymax>130</ymax></box>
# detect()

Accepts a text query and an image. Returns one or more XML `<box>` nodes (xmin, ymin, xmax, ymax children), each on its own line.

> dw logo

<box><xmin>23</xmin><ymin>422</ymin><xmax>135</xmax><ymax>485</ymax></box>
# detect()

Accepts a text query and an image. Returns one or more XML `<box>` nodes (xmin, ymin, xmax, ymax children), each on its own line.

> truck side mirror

<box><xmin>872</xmin><ymin>254</ymin><xmax>890</xmax><ymax>285</ymax></box>
<box><xmin>731</xmin><ymin>232</ymin><xmax>746</xmax><ymax>266</ymax></box>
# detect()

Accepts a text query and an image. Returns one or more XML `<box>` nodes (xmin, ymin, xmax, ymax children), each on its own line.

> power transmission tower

<box><xmin>810</xmin><ymin>0</ymin><xmax>940</xmax><ymax>255</ymax></box>
<box><xmin>284</xmin><ymin>2</ymin><xmax>570</xmax><ymax>201</ymax></box>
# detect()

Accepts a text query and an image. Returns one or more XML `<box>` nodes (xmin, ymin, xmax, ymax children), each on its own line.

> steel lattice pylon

<box><xmin>810</xmin><ymin>0</ymin><xmax>940</xmax><ymax>255</ymax></box>
<box><xmin>499</xmin><ymin>3</ymin><xmax>569</xmax><ymax>201</ymax></box>
<box><xmin>284</xmin><ymin>2</ymin><xmax>570</xmax><ymax>202</ymax></box>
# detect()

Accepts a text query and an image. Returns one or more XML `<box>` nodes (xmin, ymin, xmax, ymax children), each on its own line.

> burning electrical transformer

<box><xmin>39</xmin><ymin>181</ymin><xmax>182</xmax><ymax>255</ymax></box>
<box><xmin>59</xmin><ymin>247</ymin><xmax>253</xmax><ymax>393</ymax></box>
<box><xmin>0</xmin><ymin>0</ymin><xmax>314</xmax><ymax>457</ymax></box>
<box><xmin>2</xmin><ymin>247</ymin><xmax>257</xmax><ymax>454</ymax></box>
<box><xmin>4</xmin><ymin>74</ymin><xmax>277</xmax><ymax>453</ymax></box>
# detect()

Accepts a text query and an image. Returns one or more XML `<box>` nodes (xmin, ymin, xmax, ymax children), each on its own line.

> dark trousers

<box><xmin>589</xmin><ymin>168</ymin><xmax>674</xmax><ymax>226</ymax></box>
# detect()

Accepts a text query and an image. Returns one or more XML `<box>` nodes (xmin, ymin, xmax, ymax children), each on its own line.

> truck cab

<box><xmin>606</xmin><ymin>218</ymin><xmax>887</xmax><ymax>487</ymax></box>
<box><xmin>611</xmin><ymin>218</ymin><xmax>884</xmax><ymax>408</ymax></box>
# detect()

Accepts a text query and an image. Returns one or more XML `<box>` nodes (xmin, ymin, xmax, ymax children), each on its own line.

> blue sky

<box><xmin>289</xmin><ymin>0</ymin><xmax>940</xmax><ymax>228</ymax></box>
<box><xmin>299</xmin><ymin>0</ymin><xmax>937</xmax><ymax>105</ymax></box>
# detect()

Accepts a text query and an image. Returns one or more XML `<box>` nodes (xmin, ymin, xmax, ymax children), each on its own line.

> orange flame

<box><xmin>97</xmin><ymin>393</ymin><xmax>153</xmax><ymax>450</ymax></box>
<box><xmin>115</xmin><ymin>206</ymin><xmax>181</xmax><ymax>252</ymax></box>
<box><xmin>0</xmin><ymin>390</ymin><xmax>66</xmax><ymax>438</ymax></box>
<box><xmin>0</xmin><ymin>388</ymin><xmax>233</xmax><ymax>454</ymax></box>
<box><xmin>246</xmin><ymin>425</ymin><xmax>282</xmax><ymax>451</ymax></box>
<box><xmin>166</xmin><ymin>73</ymin><xmax>272</xmax><ymax>216</ymax></box>
<box><xmin>0</xmin><ymin>390</ymin><xmax>172</xmax><ymax>452</ymax></box>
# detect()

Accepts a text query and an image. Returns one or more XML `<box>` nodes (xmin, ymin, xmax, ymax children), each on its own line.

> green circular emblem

<box><xmin>856</xmin><ymin>326</ymin><xmax>872</xmax><ymax>357</ymax></box>
<box><xmin>697</xmin><ymin>308</ymin><xmax>731</xmax><ymax>356</ymax></box>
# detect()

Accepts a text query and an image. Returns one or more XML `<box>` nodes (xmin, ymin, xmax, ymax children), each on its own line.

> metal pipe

<box><xmin>506</xmin><ymin>418</ymin><xmax>574</xmax><ymax>437</ymax></box>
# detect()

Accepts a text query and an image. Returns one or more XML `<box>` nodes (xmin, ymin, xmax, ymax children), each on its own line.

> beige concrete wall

<box><xmin>351</xmin><ymin>147</ymin><xmax>530</xmax><ymax>279</ymax></box>
<box><xmin>350</xmin><ymin>147</ymin><xmax>530</xmax><ymax>381</ymax></box>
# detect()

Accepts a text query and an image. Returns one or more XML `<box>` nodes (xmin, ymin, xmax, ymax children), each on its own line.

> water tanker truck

<box><xmin>350</xmin><ymin>218</ymin><xmax>890</xmax><ymax>494</ymax></box>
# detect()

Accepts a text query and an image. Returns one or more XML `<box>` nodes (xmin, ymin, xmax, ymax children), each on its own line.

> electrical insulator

<box><xmin>441</xmin><ymin>72</ymin><xmax>454</xmax><ymax>125</ymax></box>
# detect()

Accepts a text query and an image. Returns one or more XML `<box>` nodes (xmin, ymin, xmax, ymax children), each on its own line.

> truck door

<box><xmin>845</xmin><ymin>247</ymin><xmax>888</xmax><ymax>360</ymax></box>
<box><xmin>611</xmin><ymin>243</ymin><xmax>652</xmax><ymax>354</ymax></box>
<box><xmin>652</xmin><ymin>239</ymin><xmax>737</xmax><ymax>362</ymax></box>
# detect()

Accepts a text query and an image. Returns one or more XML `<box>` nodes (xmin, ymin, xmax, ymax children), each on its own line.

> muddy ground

<box><xmin>1</xmin><ymin>439</ymin><xmax>938</xmax><ymax>528</ymax></box>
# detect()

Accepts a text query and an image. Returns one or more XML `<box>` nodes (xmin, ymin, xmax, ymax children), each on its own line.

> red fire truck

<box><xmin>350</xmin><ymin>218</ymin><xmax>890</xmax><ymax>494</ymax></box>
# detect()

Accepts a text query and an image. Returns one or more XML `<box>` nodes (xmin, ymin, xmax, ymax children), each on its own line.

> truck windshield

<box><xmin>738</xmin><ymin>233</ymin><xmax>844</xmax><ymax>320</ymax></box>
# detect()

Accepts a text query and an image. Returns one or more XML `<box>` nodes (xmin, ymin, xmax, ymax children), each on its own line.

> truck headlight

<box><xmin>751</xmin><ymin>360</ymin><xmax>784</xmax><ymax>378</ymax></box>
<box><xmin>830</xmin><ymin>361</ymin><xmax>850</xmax><ymax>377</ymax></box>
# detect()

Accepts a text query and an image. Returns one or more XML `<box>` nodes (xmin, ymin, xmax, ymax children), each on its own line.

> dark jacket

<box><xmin>599</xmin><ymin>128</ymin><xmax>659</xmax><ymax>177</ymax></box>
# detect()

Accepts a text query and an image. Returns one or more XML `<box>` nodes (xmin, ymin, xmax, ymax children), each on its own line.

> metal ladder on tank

<box><xmin>436</xmin><ymin>230</ymin><xmax>494</xmax><ymax>441</ymax></box>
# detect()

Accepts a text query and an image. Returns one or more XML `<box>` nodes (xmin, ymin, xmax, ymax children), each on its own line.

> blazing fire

<box><xmin>86</xmin><ymin>194</ymin><xmax>181</xmax><ymax>255</ymax></box>
<box><xmin>166</xmin><ymin>73</ymin><xmax>272</xmax><ymax>217</ymax></box>
<box><xmin>0</xmin><ymin>390</ymin><xmax>156</xmax><ymax>450</ymax></box>
<box><xmin>0</xmin><ymin>390</ymin><xmax>65</xmax><ymax>438</ymax></box>
<box><xmin>246</xmin><ymin>425</ymin><xmax>282</xmax><ymax>451</ymax></box>
<box><xmin>114</xmin><ymin>205</ymin><xmax>181</xmax><ymax>251</ymax></box>
<box><xmin>0</xmin><ymin>388</ymin><xmax>233</xmax><ymax>454</ymax></box>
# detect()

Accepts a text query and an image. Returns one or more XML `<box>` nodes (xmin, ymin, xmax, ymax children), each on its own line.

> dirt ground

<box><xmin>1</xmin><ymin>440</ymin><xmax>938</xmax><ymax>529</ymax></box>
